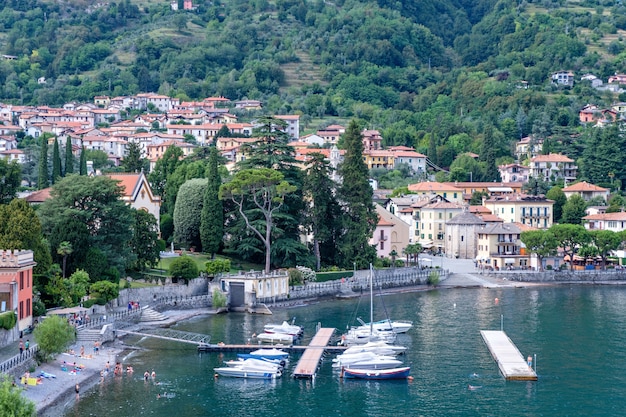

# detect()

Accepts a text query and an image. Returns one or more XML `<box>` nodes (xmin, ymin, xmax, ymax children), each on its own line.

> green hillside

<box><xmin>2</xmin><ymin>0</ymin><xmax>626</xmax><ymax>188</ymax></box>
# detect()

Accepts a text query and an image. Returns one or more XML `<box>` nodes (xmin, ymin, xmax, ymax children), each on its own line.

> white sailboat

<box><xmin>341</xmin><ymin>264</ymin><xmax>397</xmax><ymax>346</ymax></box>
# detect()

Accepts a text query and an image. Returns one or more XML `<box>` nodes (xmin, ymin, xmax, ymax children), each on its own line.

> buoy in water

<box><xmin>494</xmin><ymin>298</ymin><xmax>499</xmax><ymax>304</ymax></box>
<box><xmin>453</xmin><ymin>303</ymin><xmax>456</xmax><ymax>308</ymax></box>
<box><xmin>214</xmin><ymin>373</ymin><xmax>218</xmax><ymax>378</ymax></box>
<box><xmin>407</xmin><ymin>376</ymin><xmax>414</xmax><ymax>381</ymax></box>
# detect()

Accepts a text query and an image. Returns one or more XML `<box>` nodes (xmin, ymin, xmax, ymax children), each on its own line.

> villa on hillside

<box><xmin>562</xmin><ymin>181</ymin><xmax>610</xmax><ymax>202</ymax></box>
<box><xmin>106</xmin><ymin>172</ymin><xmax>161</xmax><ymax>232</ymax></box>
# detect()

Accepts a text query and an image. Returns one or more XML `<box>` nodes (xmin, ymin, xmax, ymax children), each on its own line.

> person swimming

<box><xmin>468</xmin><ymin>384</ymin><xmax>482</xmax><ymax>390</ymax></box>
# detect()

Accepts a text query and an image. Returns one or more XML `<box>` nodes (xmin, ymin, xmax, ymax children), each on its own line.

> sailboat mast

<box><xmin>370</xmin><ymin>263</ymin><xmax>374</xmax><ymax>336</ymax></box>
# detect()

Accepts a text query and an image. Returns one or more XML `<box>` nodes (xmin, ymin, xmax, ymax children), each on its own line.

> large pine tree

<box><xmin>229</xmin><ymin>116</ymin><xmax>308</xmax><ymax>268</ymax></box>
<box><xmin>37</xmin><ymin>136</ymin><xmax>49</xmax><ymax>189</ymax></box>
<box><xmin>337</xmin><ymin>120</ymin><xmax>377</xmax><ymax>269</ymax></box>
<box><xmin>200</xmin><ymin>147</ymin><xmax>224</xmax><ymax>258</ymax></box>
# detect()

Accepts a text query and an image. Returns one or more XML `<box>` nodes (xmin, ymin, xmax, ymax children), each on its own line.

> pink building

<box><xmin>0</xmin><ymin>250</ymin><xmax>36</xmax><ymax>332</ymax></box>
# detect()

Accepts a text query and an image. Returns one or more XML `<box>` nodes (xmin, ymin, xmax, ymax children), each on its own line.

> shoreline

<box><xmin>22</xmin><ymin>278</ymin><xmax>626</xmax><ymax>416</ymax></box>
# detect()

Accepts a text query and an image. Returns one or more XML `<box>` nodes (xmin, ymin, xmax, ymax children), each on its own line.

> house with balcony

<box><xmin>582</xmin><ymin>212</ymin><xmax>626</xmax><ymax>232</ymax></box>
<box><xmin>370</xmin><ymin>204</ymin><xmax>410</xmax><ymax>259</ymax></box>
<box><xmin>563</xmin><ymin>181</ymin><xmax>610</xmax><ymax>203</ymax></box>
<box><xmin>529</xmin><ymin>153</ymin><xmax>577</xmax><ymax>183</ymax></box>
<box><xmin>483</xmin><ymin>194</ymin><xmax>554</xmax><ymax>229</ymax></box>
<box><xmin>364</xmin><ymin>150</ymin><xmax>395</xmax><ymax>170</ymax></box>
<box><xmin>515</xmin><ymin>136</ymin><xmax>542</xmax><ymax>161</ymax></box>
<box><xmin>498</xmin><ymin>163</ymin><xmax>530</xmax><ymax>183</ymax></box>
<box><xmin>362</xmin><ymin>129</ymin><xmax>383</xmax><ymax>151</ymax></box>
<box><xmin>0</xmin><ymin>250</ymin><xmax>36</xmax><ymax>332</ymax></box>
<box><xmin>476</xmin><ymin>223</ymin><xmax>529</xmax><ymax>270</ymax></box>
<box><xmin>551</xmin><ymin>70</ymin><xmax>574</xmax><ymax>87</ymax></box>
<box><xmin>418</xmin><ymin>201</ymin><xmax>465</xmax><ymax>252</ymax></box>
<box><xmin>275</xmin><ymin>115</ymin><xmax>300</xmax><ymax>140</ymax></box>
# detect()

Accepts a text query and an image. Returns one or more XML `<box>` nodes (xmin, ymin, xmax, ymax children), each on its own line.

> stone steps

<box><xmin>139</xmin><ymin>307</ymin><xmax>167</xmax><ymax>322</ymax></box>
<box><xmin>76</xmin><ymin>329</ymin><xmax>101</xmax><ymax>342</ymax></box>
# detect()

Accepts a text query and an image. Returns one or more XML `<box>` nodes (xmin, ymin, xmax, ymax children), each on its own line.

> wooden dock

<box><xmin>480</xmin><ymin>330</ymin><xmax>537</xmax><ymax>381</ymax></box>
<box><xmin>292</xmin><ymin>327</ymin><xmax>336</xmax><ymax>379</ymax></box>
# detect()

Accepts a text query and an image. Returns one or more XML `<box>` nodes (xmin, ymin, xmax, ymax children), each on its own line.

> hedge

<box><xmin>0</xmin><ymin>311</ymin><xmax>17</xmax><ymax>330</ymax></box>
<box><xmin>315</xmin><ymin>271</ymin><xmax>354</xmax><ymax>282</ymax></box>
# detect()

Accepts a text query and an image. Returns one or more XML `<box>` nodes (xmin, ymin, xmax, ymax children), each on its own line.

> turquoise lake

<box><xmin>62</xmin><ymin>285</ymin><xmax>626</xmax><ymax>416</ymax></box>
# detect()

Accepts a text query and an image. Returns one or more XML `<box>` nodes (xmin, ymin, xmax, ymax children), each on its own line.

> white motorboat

<box><xmin>237</xmin><ymin>348</ymin><xmax>290</xmax><ymax>361</ymax></box>
<box><xmin>342</xmin><ymin>356</ymin><xmax>403</xmax><ymax>370</ymax></box>
<box><xmin>341</xmin><ymin>327</ymin><xmax>397</xmax><ymax>345</ymax></box>
<box><xmin>341</xmin><ymin>366</ymin><xmax>411</xmax><ymax>380</ymax></box>
<box><xmin>256</xmin><ymin>332</ymin><xmax>295</xmax><ymax>344</ymax></box>
<box><xmin>224</xmin><ymin>358</ymin><xmax>284</xmax><ymax>370</ymax></box>
<box><xmin>264</xmin><ymin>321</ymin><xmax>303</xmax><ymax>336</ymax></box>
<box><xmin>332</xmin><ymin>351</ymin><xmax>400</xmax><ymax>368</ymax></box>
<box><xmin>343</xmin><ymin>341</ymin><xmax>408</xmax><ymax>356</ymax></box>
<box><xmin>214</xmin><ymin>363</ymin><xmax>282</xmax><ymax>379</ymax></box>
<box><xmin>356</xmin><ymin>318</ymin><xmax>413</xmax><ymax>334</ymax></box>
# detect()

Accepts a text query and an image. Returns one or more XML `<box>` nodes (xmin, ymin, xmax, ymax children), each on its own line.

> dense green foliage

<box><xmin>128</xmin><ymin>209</ymin><xmax>160</xmax><ymax>271</ymax></box>
<box><xmin>337</xmin><ymin>120</ymin><xmax>377</xmax><ymax>268</ymax></box>
<box><xmin>0</xmin><ymin>311</ymin><xmax>16</xmax><ymax>330</ymax></box>
<box><xmin>33</xmin><ymin>315</ymin><xmax>75</xmax><ymax>361</ymax></box>
<box><xmin>4</xmin><ymin>0</ymin><xmax>626</xmax><ymax>188</ymax></box>
<box><xmin>173</xmin><ymin>178</ymin><xmax>207</xmax><ymax>251</ymax></box>
<box><xmin>0</xmin><ymin>374</ymin><xmax>36</xmax><ymax>417</ymax></box>
<box><xmin>200</xmin><ymin>147</ymin><xmax>223</xmax><ymax>257</ymax></box>
<box><xmin>168</xmin><ymin>255</ymin><xmax>199</xmax><ymax>283</ymax></box>
<box><xmin>37</xmin><ymin>175</ymin><xmax>133</xmax><ymax>280</ymax></box>
<box><xmin>0</xmin><ymin>158</ymin><xmax>21</xmax><ymax>204</ymax></box>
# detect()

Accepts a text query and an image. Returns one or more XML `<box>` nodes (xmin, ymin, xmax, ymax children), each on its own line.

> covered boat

<box><xmin>341</xmin><ymin>366</ymin><xmax>411</xmax><ymax>380</ymax></box>
<box><xmin>237</xmin><ymin>348</ymin><xmax>290</xmax><ymax>361</ymax></box>
<box><xmin>256</xmin><ymin>332</ymin><xmax>295</xmax><ymax>344</ymax></box>
<box><xmin>264</xmin><ymin>321</ymin><xmax>303</xmax><ymax>336</ymax></box>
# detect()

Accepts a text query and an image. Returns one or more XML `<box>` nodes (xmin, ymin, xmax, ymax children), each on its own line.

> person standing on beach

<box><xmin>75</xmin><ymin>384</ymin><xmax>80</xmax><ymax>399</ymax></box>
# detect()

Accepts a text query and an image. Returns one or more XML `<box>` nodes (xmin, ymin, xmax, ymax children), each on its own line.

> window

<box><xmin>438</xmin><ymin>224</ymin><xmax>442</xmax><ymax>230</ymax></box>
<box><xmin>443</xmin><ymin>193</ymin><xmax>447</xmax><ymax>198</ymax></box>
<box><xmin>380</xmin><ymin>241</ymin><xmax>384</xmax><ymax>250</ymax></box>
<box><xmin>437</xmin><ymin>233</ymin><xmax>444</xmax><ymax>240</ymax></box>
<box><xmin>19</xmin><ymin>272</ymin><xmax>24</xmax><ymax>291</ymax></box>
<box><xmin>439</xmin><ymin>213</ymin><xmax>442</xmax><ymax>219</ymax></box>
<box><xmin>461</xmin><ymin>235</ymin><xmax>464</xmax><ymax>242</ymax></box>
<box><xmin>454</xmin><ymin>193</ymin><xmax>457</xmax><ymax>198</ymax></box>
<box><xmin>511</xmin><ymin>208</ymin><xmax>514</xmax><ymax>214</ymax></box>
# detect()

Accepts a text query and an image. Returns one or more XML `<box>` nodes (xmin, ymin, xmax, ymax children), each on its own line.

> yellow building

<box><xmin>363</xmin><ymin>150</ymin><xmax>395</xmax><ymax>170</ymax></box>
<box><xmin>476</xmin><ymin>222</ymin><xmax>529</xmax><ymax>270</ymax></box>
<box><xmin>407</xmin><ymin>181</ymin><xmax>465</xmax><ymax>204</ymax></box>
<box><xmin>418</xmin><ymin>201</ymin><xmax>465</xmax><ymax>252</ymax></box>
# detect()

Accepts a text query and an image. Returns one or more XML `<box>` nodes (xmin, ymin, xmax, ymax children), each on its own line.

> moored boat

<box><xmin>264</xmin><ymin>321</ymin><xmax>303</xmax><ymax>336</ymax></box>
<box><xmin>214</xmin><ymin>365</ymin><xmax>282</xmax><ymax>379</ymax></box>
<box><xmin>256</xmin><ymin>332</ymin><xmax>295</xmax><ymax>344</ymax></box>
<box><xmin>237</xmin><ymin>348</ymin><xmax>290</xmax><ymax>361</ymax></box>
<box><xmin>334</xmin><ymin>354</ymin><xmax>403</xmax><ymax>370</ymax></box>
<box><xmin>341</xmin><ymin>366</ymin><xmax>411</xmax><ymax>380</ymax></box>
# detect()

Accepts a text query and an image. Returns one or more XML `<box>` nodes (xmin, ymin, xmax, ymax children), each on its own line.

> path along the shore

<box><xmin>19</xmin><ymin>309</ymin><xmax>210</xmax><ymax>416</ymax></box>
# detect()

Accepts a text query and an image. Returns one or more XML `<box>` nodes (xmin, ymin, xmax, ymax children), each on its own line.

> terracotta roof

<box><xmin>24</xmin><ymin>188</ymin><xmax>52</xmax><ymax>203</ymax></box>
<box><xmin>531</xmin><ymin>153</ymin><xmax>574</xmax><ymax>163</ymax></box>
<box><xmin>469</xmin><ymin>205</ymin><xmax>492</xmax><ymax>214</ymax></box>
<box><xmin>106</xmin><ymin>173</ymin><xmax>140</xmax><ymax>197</ymax></box>
<box><xmin>477</xmin><ymin>214</ymin><xmax>504</xmax><ymax>223</ymax></box>
<box><xmin>377</xmin><ymin>215</ymin><xmax>395</xmax><ymax>226</ymax></box>
<box><xmin>423</xmin><ymin>201</ymin><xmax>465</xmax><ymax>210</ymax></box>
<box><xmin>562</xmin><ymin>181</ymin><xmax>608</xmax><ymax>192</ymax></box>
<box><xmin>408</xmin><ymin>181</ymin><xmax>462</xmax><ymax>192</ymax></box>
<box><xmin>583</xmin><ymin>212</ymin><xmax>626</xmax><ymax>221</ymax></box>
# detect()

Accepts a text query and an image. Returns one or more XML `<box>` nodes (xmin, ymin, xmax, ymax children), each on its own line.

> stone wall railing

<box><xmin>256</xmin><ymin>267</ymin><xmax>448</xmax><ymax>304</ymax></box>
<box><xmin>486</xmin><ymin>270</ymin><xmax>626</xmax><ymax>282</ymax></box>
<box><xmin>152</xmin><ymin>294</ymin><xmax>212</xmax><ymax>309</ymax></box>
<box><xmin>0</xmin><ymin>344</ymin><xmax>38</xmax><ymax>374</ymax></box>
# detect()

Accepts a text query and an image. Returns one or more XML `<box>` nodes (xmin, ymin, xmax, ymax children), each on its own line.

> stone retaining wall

<box><xmin>486</xmin><ymin>270</ymin><xmax>626</xmax><ymax>282</ymax></box>
<box><xmin>115</xmin><ymin>277</ymin><xmax>209</xmax><ymax>308</ymax></box>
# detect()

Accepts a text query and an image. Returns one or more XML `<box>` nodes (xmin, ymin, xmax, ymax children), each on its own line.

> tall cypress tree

<box><xmin>337</xmin><ymin>120</ymin><xmax>377</xmax><ymax>269</ymax></box>
<box><xmin>37</xmin><ymin>136</ymin><xmax>49</xmax><ymax>189</ymax></box>
<box><xmin>52</xmin><ymin>138</ymin><xmax>61</xmax><ymax>183</ymax></box>
<box><xmin>480</xmin><ymin>125</ymin><xmax>500</xmax><ymax>182</ymax></box>
<box><xmin>79</xmin><ymin>145</ymin><xmax>87</xmax><ymax>175</ymax></box>
<box><xmin>200</xmin><ymin>147</ymin><xmax>223</xmax><ymax>258</ymax></box>
<box><xmin>65</xmin><ymin>138</ymin><xmax>74</xmax><ymax>175</ymax></box>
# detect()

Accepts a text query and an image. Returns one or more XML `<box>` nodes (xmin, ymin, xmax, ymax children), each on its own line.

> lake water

<box><xmin>63</xmin><ymin>286</ymin><xmax>626</xmax><ymax>417</ymax></box>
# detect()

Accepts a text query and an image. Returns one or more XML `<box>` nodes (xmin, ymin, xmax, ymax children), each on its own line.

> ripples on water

<box><xmin>64</xmin><ymin>286</ymin><xmax>626</xmax><ymax>417</ymax></box>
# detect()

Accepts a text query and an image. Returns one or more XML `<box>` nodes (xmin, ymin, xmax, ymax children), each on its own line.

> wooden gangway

<box><xmin>480</xmin><ymin>330</ymin><xmax>537</xmax><ymax>381</ymax></box>
<box><xmin>292</xmin><ymin>327</ymin><xmax>336</xmax><ymax>379</ymax></box>
<box><xmin>117</xmin><ymin>329</ymin><xmax>211</xmax><ymax>346</ymax></box>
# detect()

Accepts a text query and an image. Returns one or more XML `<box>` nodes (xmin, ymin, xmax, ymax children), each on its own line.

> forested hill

<box><xmin>2</xmin><ymin>0</ymin><xmax>626</xmax><ymax>188</ymax></box>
